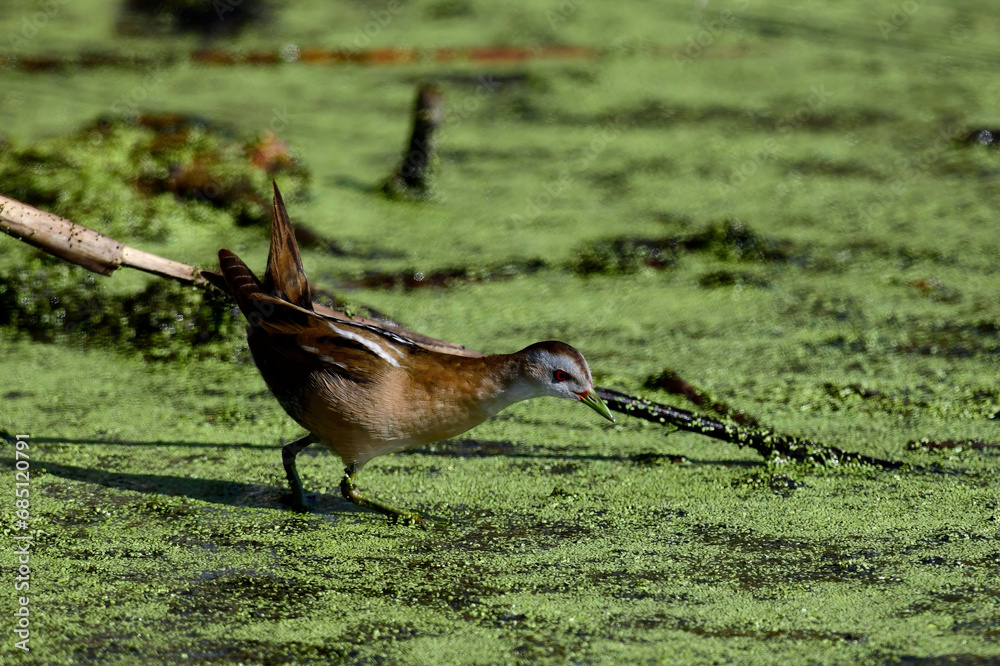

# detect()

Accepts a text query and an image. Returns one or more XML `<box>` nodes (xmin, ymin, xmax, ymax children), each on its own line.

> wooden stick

<box><xmin>381</xmin><ymin>84</ymin><xmax>444</xmax><ymax>200</ymax></box>
<box><xmin>0</xmin><ymin>194</ymin><xmax>204</xmax><ymax>283</ymax></box>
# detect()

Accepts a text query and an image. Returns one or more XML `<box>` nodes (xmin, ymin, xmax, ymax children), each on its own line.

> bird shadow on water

<box><xmin>10</xmin><ymin>455</ymin><xmax>458</xmax><ymax>526</ymax></box>
<box><xmin>26</xmin><ymin>436</ymin><xmax>275</xmax><ymax>450</ymax></box>
<box><xmin>2</xmin><ymin>436</ymin><xmax>757</xmax><ymax>522</ymax></box>
<box><xmin>14</xmin><ymin>457</ymin><xmax>278</xmax><ymax>506</ymax></box>
<box><xmin>402</xmin><ymin>438</ymin><xmax>761</xmax><ymax>468</ymax></box>
<box><xmin>0</xmin><ymin>445</ymin><xmax>364</xmax><ymax>517</ymax></box>
<box><xmin>25</xmin><ymin>435</ymin><xmax>760</xmax><ymax>466</ymax></box>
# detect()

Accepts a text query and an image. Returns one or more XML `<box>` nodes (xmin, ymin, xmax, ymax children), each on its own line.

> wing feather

<box><xmin>263</xmin><ymin>181</ymin><xmax>312</xmax><ymax>310</ymax></box>
<box><xmin>212</xmin><ymin>182</ymin><xmax>428</xmax><ymax>382</ymax></box>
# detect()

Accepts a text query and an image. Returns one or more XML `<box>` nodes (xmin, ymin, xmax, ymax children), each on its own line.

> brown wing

<box><xmin>262</xmin><ymin>308</ymin><xmax>423</xmax><ymax>382</ymax></box>
<box><xmin>212</xmin><ymin>183</ymin><xmax>436</xmax><ymax>382</ymax></box>
<box><xmin>215</xmin><ymin>246</ymin><xmax>417</xmax><ymax>381</ymax></box>
<box><xmin>262</xmin><ymin>181</ymin><xmax>312</xmax><ymax>311</ymax></box>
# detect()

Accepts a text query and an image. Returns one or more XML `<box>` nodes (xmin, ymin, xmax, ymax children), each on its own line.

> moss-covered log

<box><xmin>596</xmin><ymin>387</ymin><xmax>904</xmax><ymax>469</ymax></box>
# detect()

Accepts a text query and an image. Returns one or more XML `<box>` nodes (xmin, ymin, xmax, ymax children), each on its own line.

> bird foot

<box><xmin>340</xmin><ymin>473</ymin><xmax>431</xmax><ymax>528</ymax></box>
<box><xmin>283</xmin><ymin>490</ymin><xmax>311</xmax><ymax>513</ymax></box>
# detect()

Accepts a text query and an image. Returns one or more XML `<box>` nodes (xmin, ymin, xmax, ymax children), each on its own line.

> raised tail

<box><xmin>262</xmin><ymin>181</ymin><xmax>313</xmax><ymax>311</ymax></box>
<box><xmin>216</xmin><ymin>248</ymin><xmax>267</xmax><ymax>322</ymax></box>
<box><xmin>201</xmin><ymin>181</ymin><xmax>314</xmax><ymax>322</ymax></box>
<box><xmin>199</xmin><ymin>249</ymin><xmax>263</xmax><ymax>312</ymax></box>
<box><xmin>212</xmin><ymin>246</ymin><xmax>315</xmax><ymax>333</ymax></box>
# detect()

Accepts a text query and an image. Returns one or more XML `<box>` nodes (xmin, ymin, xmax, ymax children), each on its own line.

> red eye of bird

<box><xmin>553</xmin><ymin>369</ymin><xmax>569</xmax><ymax>382</ymax></box>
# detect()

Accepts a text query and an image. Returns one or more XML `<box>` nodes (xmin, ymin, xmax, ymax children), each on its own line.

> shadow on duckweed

<box><xmin>673</xmin><ymin>619</ymin><xmax>867</xmax><ymax>644</ymax></box>
<box><xmin>340</xmin><ymin>259</ymin><xmax>548</xmax><ymax>290</ymax></box>
<box><xmin>169</xmin><ymin>572</ymin><xmax>321</xmax><ymax>620</ymax></box>
<box><xmin>9</xmin><ymin>445</ymin><xmax>744</xmax><ymax>535</ymax></box>
<box><xmin>16</xmin><ymin>458</ymin><xmax>367</xmax><ymax>518</ymax></box>
<box><xmin>402</xmin><ymin>438</ymin><xmax>754</xmax><ymax>468</ymax></box>
<box><xmin>25</xmin><ymin>458</ymin><xmax>276</xmax><ymax>505</ymax></box>
<box><xmin>572</xmin><ymin>219</ymin><xmax>795</xmax><ymax>277</ymax></box>
<box><xmin>329</xmin><ymin>218</ymin><xmax>796</xmax><ymax>292</ymax></box>
<box><xmin>689</xmin><ymin>522</ymin><xmax>903</xmax><ymax>589</ymax></box>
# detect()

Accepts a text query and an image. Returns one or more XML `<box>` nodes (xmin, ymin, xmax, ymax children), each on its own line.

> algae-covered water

<box><xmin>1</xmin><ymin>1</ymin><xmax>999</xmax><ymax>663</ymax></box>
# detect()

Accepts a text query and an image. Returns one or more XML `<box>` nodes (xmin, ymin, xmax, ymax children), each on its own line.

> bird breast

<box><xmin>299</xmin><ymin>358</ymin><xmax>513</xmax><ymax>467</ymax></box>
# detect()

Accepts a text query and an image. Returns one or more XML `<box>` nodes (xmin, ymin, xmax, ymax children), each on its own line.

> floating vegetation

<box><xmin>0</xmin><ymin>113</ymin><xmax>309</xmax><ymax>242</ymax></box>
<box><xmin>317</xmin><ymin>220</ymin><xmax>795</xmax><ymax>291</ymax></box>
<box><xmin>697</xmin><ymin>269</ymin><xmax>769</xmax><ymax>288</ymax></box>
<box><xmin>897</xmin><ymin>319</ymin><xmax>1000</xmax><ymax>357</ymax></box>
<box><xmin>340</xmin><ymin>259</ymin><xmax>548</xmax><ymax>290</ymax></box>
<box><xmin>907</xmin><ymin>439</ymin><xmax>1000</xmax><ymax>453</ymax></box>
<box><xmin>573</xmin><ymin>219</ymin><xmax>794</xmax><ymax>276</ymax></box>
<box><xmin>0</xmin><ymin>261</ymin><xmax>242</xmax><ymax>361</ymax></box>
<box><xmin>572</xmin><ymin>236</ymin><xmax>678</xmax><ymax>275</ymax></box>
<box><xmin>593</xmin><ymin>99</ymin><xmax>898</xmax><ymax>132</ymax></box>
<box><xmin>900</xmin><ymin>277</ymin><xmax>963</xmax><ymax>304</ymax></box>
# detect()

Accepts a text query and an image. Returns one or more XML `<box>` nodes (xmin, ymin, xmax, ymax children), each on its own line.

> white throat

<box><xmin>480</xmin><ymin>376</ymin><xmax>544</xmax><ymax>417</ymax></box>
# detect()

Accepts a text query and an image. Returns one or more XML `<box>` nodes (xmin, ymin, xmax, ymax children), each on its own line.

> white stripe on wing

<box><xmin>326</xmin><ymin>321</ymin><xmax>402</xmax><ymax>367</ymax></box>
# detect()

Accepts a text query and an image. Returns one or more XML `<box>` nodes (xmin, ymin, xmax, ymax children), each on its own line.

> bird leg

<box><xmin>340</xmin><ymin>465</ymin><xmax>429</xmax><ymax>527</ymax></box>
<box><xmin>282</xmin><ymin>433</ymin><xmax>316</xmax><ymax>512</ymax></box>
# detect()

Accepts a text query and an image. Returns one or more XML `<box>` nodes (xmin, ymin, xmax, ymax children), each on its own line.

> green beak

<box><xmin>579</xmin><ymin>389</ymin><xmax>615</xmax><ymax>423</ymax></box>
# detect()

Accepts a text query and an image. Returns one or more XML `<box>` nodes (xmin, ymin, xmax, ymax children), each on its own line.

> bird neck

<box><xmin>474</xmin><ymin>350</ymin><xmax>543</xmax><ymax>413</ymax></box>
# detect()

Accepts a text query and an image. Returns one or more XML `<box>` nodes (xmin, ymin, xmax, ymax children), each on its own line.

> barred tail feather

<box><xmin>218</xmin><ymin>248</ymin><xmax>266</xmax><ymax>320</ymax></box>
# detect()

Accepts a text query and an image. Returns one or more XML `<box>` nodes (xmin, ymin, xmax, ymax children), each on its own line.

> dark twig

<box><xmin>907</xmin><ymin>438</ymin><xmax>1000</xmax><ymax>452</ymax></box>
<box><xmin>596</xmin><ymin>387</ymin><xmax>904</xmax><ymax>469</ymax></box>
<box><xmin>645</xmin><ymin>369</ymin><xmax>762</xmax><ymax>428</ymax></box>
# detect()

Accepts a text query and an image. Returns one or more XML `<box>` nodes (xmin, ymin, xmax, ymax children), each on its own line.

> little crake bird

<box><xmin>204</xmin><ymin>183</ymin><xmax>614</xmax><ymax>524</ymax></box>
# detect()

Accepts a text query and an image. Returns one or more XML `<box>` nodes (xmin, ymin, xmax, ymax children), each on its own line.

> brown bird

<box><xmin>204</xmin><ymin>183</ymin><xmax>614</xmax><ymax>524</ymax></box>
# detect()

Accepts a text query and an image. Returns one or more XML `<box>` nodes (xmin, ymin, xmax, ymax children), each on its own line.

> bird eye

<box><xmin>553</xmin><ymin>369</ymin><xmax>569</xmax><ymax>382</ymax></box>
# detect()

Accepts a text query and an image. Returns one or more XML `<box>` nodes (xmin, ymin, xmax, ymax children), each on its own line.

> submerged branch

<box><xmin>381</xmin><ymin>84</ymin><xmax>444</xmax><ymax>201</ymax></box>
<box><xmin>596</xmin><ymin>387</ymin><xmax>903</xmax><ymax>469</ymax></box>
<box><xmin>645</xmin><ymin>368</ymin><xmax>762</xmax><ymax>428</ymax></box>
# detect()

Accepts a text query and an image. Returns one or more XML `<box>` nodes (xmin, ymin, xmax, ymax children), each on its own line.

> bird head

<box><xmin>516</xmin><ymin>341</ymin><xmax>615</xmax><ymax>422</ymax></box>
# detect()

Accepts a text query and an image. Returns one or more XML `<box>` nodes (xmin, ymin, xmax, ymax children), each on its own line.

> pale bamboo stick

<box><xmin>0</xmin><ymin>194</ymin><xmax>204</xmax><ymax>283</ymax></box>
